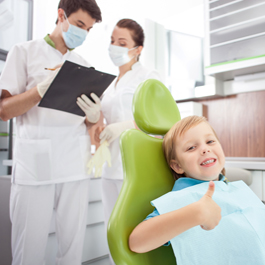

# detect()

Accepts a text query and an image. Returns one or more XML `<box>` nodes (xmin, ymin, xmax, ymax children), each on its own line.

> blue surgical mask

<box><xmin>108</xmin><ymin>44</ymin><xmax>138</xmax><ymax>67</ymax></box>
<box><xmin>62</xmin><ymin>12</ymin><xmax>87</xmax><ymax>49</ymax></box>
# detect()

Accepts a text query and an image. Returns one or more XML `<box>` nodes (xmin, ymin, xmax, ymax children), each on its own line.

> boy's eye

<box><xmin>207</xmin><ymin>140</ymin><xmax>214</xmax><ymax>144</ymax></box>
<box><xmin>187</xmin><ymin>146</ymin><xmax>195</xmax><ymax>151</ymax></box>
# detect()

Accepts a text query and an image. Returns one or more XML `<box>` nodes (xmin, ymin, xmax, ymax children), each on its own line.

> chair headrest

<box><xmin>133</xmin><ymin>79</ymin><xmax>181</xmax><ymax>135</ymax></box>
<box><xmin>225</xmin><ymin>167</ymin><xmax>252</xmax><ymax>186</ymax></box>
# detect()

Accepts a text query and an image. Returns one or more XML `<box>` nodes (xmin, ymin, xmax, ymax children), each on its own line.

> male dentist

<box><xmin>0</xmin><ymin>0</ymin><xmax>102</xmax><ymax>264</ymax></box>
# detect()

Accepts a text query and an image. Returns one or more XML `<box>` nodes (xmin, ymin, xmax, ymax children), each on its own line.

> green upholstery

<box><xmin>107</xmin><ymin>79</ymin><xmax>181</xmax><ymax>265</ymax></box>
<box><xmin>133</xmin><ymin>79</ymin><xmax>181</xmax><ymax>135</ymax></box>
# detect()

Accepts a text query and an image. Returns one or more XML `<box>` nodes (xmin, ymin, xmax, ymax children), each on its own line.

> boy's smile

<box><xmin>170</xmin><ymin>122</ymin><xmax>225</xmax><ymax>181</ymax></box>
<box><xmin>200</xmin><ymin>158</ymin><xmax>216</xmax><ymax>167</ymax></box>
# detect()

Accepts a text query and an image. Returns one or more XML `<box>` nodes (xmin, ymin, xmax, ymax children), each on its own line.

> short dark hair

<box><xmin>116</xmin><ymin>19</ymin><xmax>144</xmax><ymax>47</ymax></box>
<box><xmin>56</xmin><ymin>0</ymin><xmax>102</xmax><ymax>24</ymax></box>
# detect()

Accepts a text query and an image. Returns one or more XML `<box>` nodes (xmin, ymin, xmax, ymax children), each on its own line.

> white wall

<box><xmin>33</xmin><ymin>0</ymin><xmax>204</xmax><ymax>75</ymax></box>
<box><xmin>159</xmin><ymin>4</ymin><xmax>205</xmax><ymax>38</ymax></box>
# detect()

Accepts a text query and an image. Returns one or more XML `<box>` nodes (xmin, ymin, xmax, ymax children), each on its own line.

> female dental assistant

<box><xmin>95</xmin><ymin>18</ymin><xmax>161</xmax><ymax>264</ymax></box>
<box><xmin>0</xmin><ymin>1</ymin><xmax>102</xmax><ymax>264</ymax></box>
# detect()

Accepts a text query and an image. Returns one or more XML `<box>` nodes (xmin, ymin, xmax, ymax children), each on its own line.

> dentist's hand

<box><xmin>198</xmin><ymin>181</ymin><xmax>221</xmax><ymax>230</ymax></box>
<box><xmin>99</xmin><ymin>120</ymin><xmax>135</xmax><ymax>144</ymax></box>
<box><xmin>37</xmin><ymin>68</ymin><xmax>60</xmax><ymax>98</ymax></box>
<box><xmin>76</xmin><ymin>93</ymin><xmax>101</xmax><ymax>123</ymax></box>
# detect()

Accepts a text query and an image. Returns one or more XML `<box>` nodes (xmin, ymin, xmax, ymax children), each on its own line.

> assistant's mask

<box><xmin>62</xmin><ymin>12</ymin><xmax>87</xmax><ymax>49</ymax></box>
<box><xmin>108</xmin><ymin>44</ymin><xmax>138</xmax><ymax>67</ymax></box>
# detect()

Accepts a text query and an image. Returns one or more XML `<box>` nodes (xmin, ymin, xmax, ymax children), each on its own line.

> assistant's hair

<box><xmin>116</xmin><ymin>19</ymin><xmax>144</xmax><ymax>60</ymax></box>
<box><xmin>162</xmin><ymin>115</ymin><xmax>226</xmax><ymax>180</ymax></box>
<box><xmin>56</xmin><ymin>0</ymin><xmax>102</xmax><ymax>23</ymax></box>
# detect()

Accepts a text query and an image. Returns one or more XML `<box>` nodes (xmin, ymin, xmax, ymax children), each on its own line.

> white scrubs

<box><xmin>101</xmin><ymin>61</ymin><xmax>161</xmax><ymax>263</ymax></box>
<box><xmin>0</xmin><ymin>36</ymin><xmax>92</xmax><ymax>265</ymax></box>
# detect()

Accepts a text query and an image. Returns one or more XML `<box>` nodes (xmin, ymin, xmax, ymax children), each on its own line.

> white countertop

<box><xmin>225</xmin><ymin>157</ymin><xmax>265</xmax><ymax>171</ymax></box>
<box><xmin>3</xmin><ymin>157</ymin><xmax>265</xmax><ymax>171</ymax></box>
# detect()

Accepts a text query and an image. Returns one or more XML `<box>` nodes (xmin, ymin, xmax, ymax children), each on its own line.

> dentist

<box><xmin>94</xmin><ymin>18</ymin><xmax>161</xmax><ymax>265</ymax></box>
<box><xmin>0</xmin><ymin>0</ymin><xmax>102</xmax><ymax>264</ymax></box>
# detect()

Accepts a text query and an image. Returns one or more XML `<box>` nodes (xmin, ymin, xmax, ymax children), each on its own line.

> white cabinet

<box><xmin>0</xmin><ymin>176</ymin><xmax>12</xmax><ymax>264</ymax></box>
<box><xmin>0</xmin><ymin>120</ymin><xmax>9</xmax><ymax>175</ymax></box>
<box><xmin>204</xmin><ymin>0</ymin><xmax>265</xmax><ymax>80</ymax></box>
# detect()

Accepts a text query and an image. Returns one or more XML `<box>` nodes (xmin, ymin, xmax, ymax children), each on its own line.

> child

<box><xmin>129</xmin><ymin>115</ymin><xmax>265</xmax><ymax>265</ymax></box>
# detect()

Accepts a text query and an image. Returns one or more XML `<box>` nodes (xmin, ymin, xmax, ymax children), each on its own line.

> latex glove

<box><xmin>37</xmin><ymin>68</ymin><xmax>60</xmax><ymax>98</ymax></box>
<box><xmin>87</xmin><ymin>141</ymin><xmax>111</xmax><ymax>178</ymax></box>
<box><xmin>76</xmin><ymin>93</ymin><xmax>101</xmax><ymax>123</ymax></box>
<box><xmin>99</xmin><ymin>120</ymin><xmax>135</xmax><ymax>144</ymax></box>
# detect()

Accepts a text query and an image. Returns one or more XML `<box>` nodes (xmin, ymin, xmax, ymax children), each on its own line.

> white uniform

<box><xmin>101</xmin><ymin>61</ymin><xmax>160</xmax><ymax>264</ymax></box>
<box><xmin>0</xmin><ymin>36</ymin><xmax>92</xmax><ymax>265</ymax></box>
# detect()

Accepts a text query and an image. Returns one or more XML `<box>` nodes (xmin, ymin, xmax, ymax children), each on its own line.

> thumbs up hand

<box><xmin>198</xmin><ymin>181</ymin><xmax>221</xmax><ymax>231</ymax></box>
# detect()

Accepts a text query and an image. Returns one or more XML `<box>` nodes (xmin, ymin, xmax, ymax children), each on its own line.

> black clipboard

<box><xmin>38</xmin><ymin>60</ymin><xmax>116</xmax><ymax>116</ymax></box>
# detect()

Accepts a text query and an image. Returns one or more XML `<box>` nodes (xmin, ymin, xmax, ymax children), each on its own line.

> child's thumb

<box><xmin>205</xmin><ymin>181</ymin><xmax>215</xmax><ymax>198</ymax></box>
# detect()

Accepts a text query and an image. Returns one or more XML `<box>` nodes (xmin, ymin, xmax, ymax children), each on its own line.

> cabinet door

<box><xmin>0</xmin><ymin>120</ymin><xmax>9</xmax><ymax>175</ymax></box>
<box><xmin>204</xmin><ymin>0</ymin><xmax>265</xmax><ymax>80</ymax></box>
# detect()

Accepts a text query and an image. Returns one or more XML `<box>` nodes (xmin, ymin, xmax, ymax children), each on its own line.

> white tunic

<box><xmin>101</xmin><ymin>62</ymin><xmax>161</xmax><ymax>180</ymax></box>
<box><xmin>0</xmin><ymin>37</ymin><xmax>92</xmax><ymax>185</ymax></box>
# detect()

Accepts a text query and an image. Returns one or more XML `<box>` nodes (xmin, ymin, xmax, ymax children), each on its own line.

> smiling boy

<box><xmin>129</xmin><ymin>115</ymin><xmax>265</xmax><ymax>265</ymax></box>
<box><xmin>129</xmin><ymin>116</ymin><xmax>224</xmax><ymax>253</ymax></box>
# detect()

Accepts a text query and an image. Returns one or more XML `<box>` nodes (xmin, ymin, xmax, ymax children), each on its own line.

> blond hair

<box><xmin>162</xmin><ymin>115</ymin><xmax>225</xmax><ymax>180</ymax></box>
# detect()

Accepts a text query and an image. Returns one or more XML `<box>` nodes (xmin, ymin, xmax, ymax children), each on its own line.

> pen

<box><xmin>45</xmin><ymin>68</ymin><xmax>56</xmax><ymax>71</ymax></box>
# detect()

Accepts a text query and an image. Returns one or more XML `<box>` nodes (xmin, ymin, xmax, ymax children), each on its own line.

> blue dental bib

<box><xmin>151</xmin><ymin>181</ymin><xmax>265</xmax><ymax>265</ymax></box>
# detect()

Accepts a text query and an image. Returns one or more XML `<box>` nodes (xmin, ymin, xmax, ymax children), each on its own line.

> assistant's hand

<box><xmin>37</xmin><ymin>68</ymin><xmax>60</xmax><ymax>98</ymax></box>
<box><xmin>76</xmin><ymin>93</ymin><xmax>101</xmax><ymax>123</ymax></box>
<box><xmin>99</xmin><ymin>120</ymin><xmax>134</xmax><ymax>144</ymax></box>
<box><xmin>94</xmin><ymin>125</ymin><xmax>105</xmax><ymax>143</ymax></box>
<box><xmin>198</xmin><ymin>181</ymin><xmax>221</xmax><ymax>230</ymax></box>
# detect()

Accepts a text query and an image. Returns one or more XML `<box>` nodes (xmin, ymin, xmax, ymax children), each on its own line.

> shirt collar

<box><xmin>172</xmin><ymin>174</ymin><xmax>227</xmax><ymax>192</ymax></box>
<box><xmin>44</xmin><ymin>34</ymin><xmax>74</xmax><ymax>51</ymax></box>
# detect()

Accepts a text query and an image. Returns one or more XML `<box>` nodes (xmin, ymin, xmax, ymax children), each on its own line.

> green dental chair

<box><xmin>107</xmin><ymin>79</ymin><xmax>181</xmax><ymax>265</ymax></box>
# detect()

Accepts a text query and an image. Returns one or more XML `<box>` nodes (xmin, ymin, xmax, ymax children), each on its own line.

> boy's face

<box><xmin>171</xmin><ymin>122</ymin><xmax>225</xmax><ymax>181</ymax></box>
